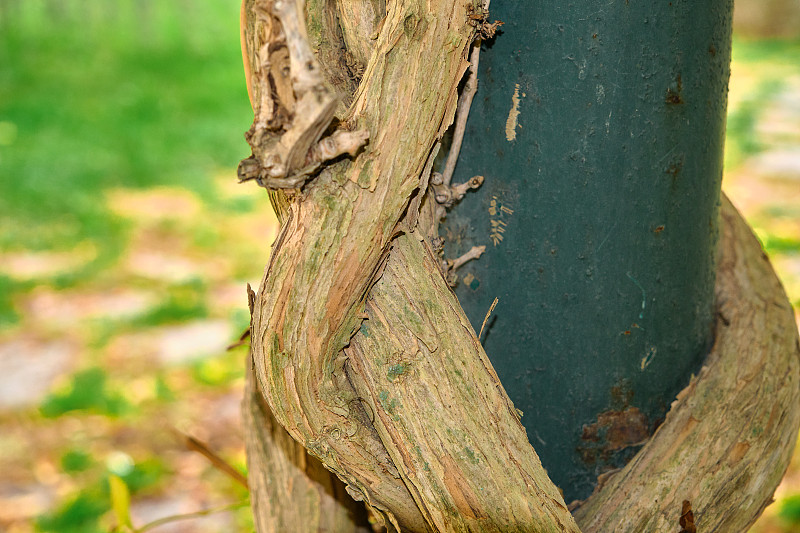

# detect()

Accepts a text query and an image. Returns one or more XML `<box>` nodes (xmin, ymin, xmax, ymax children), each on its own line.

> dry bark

<box><xmin>238</xmin><ymin>0</ymin><xmax>800</xmax><ymax>531</ymax></box>
<box><xmin>243</xmin><ymin>360</ymin><xmax>373</xmax><ymax>532</ymax></box>
<box><xmin>240</xmin><ymin>0</ymin><xmax>578</xmax><ymax>530</ymax></box>
<box><xmin>344</xmin><ymin>231</ymin><xmax>578</xmax><ymax>532</ymax></box>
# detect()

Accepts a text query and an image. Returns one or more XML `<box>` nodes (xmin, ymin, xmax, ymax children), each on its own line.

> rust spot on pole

<box><xmin>577</xmin><ymin>407</ymin><xmax>650</xmax><ymax>466</ymax></box>
<box><xmin>665</xmin><ymin>74</ymin><xmax>684</xmax><ymax>105</ymax></box>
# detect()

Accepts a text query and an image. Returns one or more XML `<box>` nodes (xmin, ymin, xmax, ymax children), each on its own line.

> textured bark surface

<box><xmin>344</xmin><ymin>231</ymin><xmax>577</xmax><ymax>532</ymax></box>
<box><xmin>243</xmin><ymin>361</ymin><xmax>372</xmax><ymax>532</ymax></box>
<box><xmin>241</xmin><ymin>0</ymin><xmax>579</xmax><ymax>530</ymax></box>
<box><xmin>573</xmin><ymin>195</ymin><xmax>800</xmax><ymax>532</ymax></box>
<box><xmin>239</xmin><ymin>1</ymin><xmax>800</xmax><ymax>532</ymax></box>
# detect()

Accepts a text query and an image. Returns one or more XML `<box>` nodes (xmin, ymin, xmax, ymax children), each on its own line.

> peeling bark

<box><xmin>344</xmin><ymin>231</ymin><xmax>579</xmax><ymax>532</ymax></box>
<box><xmin>241</xmin><ymin>0</ymin><xmax>578</xmax><ymax>530</ymax></box>
<box><xmin>243</xmin><ymin>361</ymin><xmax>372</xmax><ymax>532</ymax></box>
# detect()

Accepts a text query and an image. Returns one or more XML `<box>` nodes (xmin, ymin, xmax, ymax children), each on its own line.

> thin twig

<box><xmin>440</xmin><ymin>0</ymin><xmax>492</xmax><ymax>188</ymax></box>
<box><xmin>450</xmin><ymin>174</ymin><xmax>484</xmax><ymax>200</ymax></box>
<box><xmin>449</xmin><ymin>245</ymin><xmax>486</xmax><ymax>271</ymax></box>
<box><xmin>479</xmin><ymin>297</ymin><xmax>499</xmax><ymax>340</ymax></box>
<box><xmin>226</xmin><ymin>327</ymin><xmax>251</xmax><ymax>351</ymax></box>
<box><xmin>441</xmin><ymin>40</ymin><xmax>481</xmax><ymax>188</ymax></box>
<box><xmin>179</xmin><ymin>432</ymin><xmax>249</xmax><ymax>490</ymax></box>
<box><xmin>133</xmin><ymin>500</ymin><xmax>249</xmax><ymax>533</ymax></box>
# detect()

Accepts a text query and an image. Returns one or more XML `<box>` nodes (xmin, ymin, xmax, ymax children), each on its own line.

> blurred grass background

<box><xmin>0</xmin><ymin>1</ymin><xmax>798</xmax><ymax>532</ymax></box>
<box><xmin>1</xmin><ymin>1</ymin><xmax>267</xmax><ymax>532</ymax></box>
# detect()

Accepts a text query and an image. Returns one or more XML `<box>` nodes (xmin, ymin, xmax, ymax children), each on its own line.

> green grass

<box><xmin>0</xmin><ymin>0</ymin><xmax>251</xmax><ymax>327</ymax></box>
<box><xmin>192</xmin><ymin>355</ymin><xmax>245</xmax><ymax>387</ymax></box>
<box><xmin>36</xmin><ymin>490</ymin><xmax>108</xmax><ymax>533</ymax></box>
<box><xmin>38</xmin><ymin>456</ymin><xmax>167</xmax><ymax>533</ymax></box>
<box><xmin>133</xmin><ymin>278</ymin><xmax>210</xmax><ymax>327</ymax></box>
<box><xmin>0</xmin><ymin>275</ymin><xmax>21</xmax><ymax>325</ymax></box>
<box><xmin>761</xmin><ymin>235</ymin><xmax>800</xmax><ymax>255</ymax></box>
<box><xmin>40</xmin><ymin>367</ymin><xmax>132</xmax><ymax>418</ymax></box>
<box><xmin>780</xmin><ymin>493</ymin><xmax>800</xmax><ymax>527</ymax></box>
<box><xmin>724</xmin><ymin>38</ymin><xmax>800</xmax><ymax>171</ymax></box>
<box><xmin>730</xmin><ymin>37</ymin><xmax>800</xmax><ymax>63</ymax></box>
<box><xmin>61</xmin><ymin>449</ymin><xmax>95</xmax><ymax>473</ymax></box>
<box><xmin>725</xmin><ymin>78</ymin><xmax>784</xmax><ymax>168</ymax></box>
<box><xmin>0</xmin><ymin>6</ymin><xmax>255</xmax><ymax>527</ymax></box>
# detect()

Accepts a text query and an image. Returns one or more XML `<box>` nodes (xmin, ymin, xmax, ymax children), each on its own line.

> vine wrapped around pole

<box><xmin>239</xmin><ymin>1</ymin><xmax>800</xmax><ymax>531</ymax></box>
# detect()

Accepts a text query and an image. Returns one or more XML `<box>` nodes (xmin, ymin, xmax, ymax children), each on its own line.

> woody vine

<box><xmin>236</xmin><ymin>0</ymin><xmax>800</xmax><ymax>531</ymax></box>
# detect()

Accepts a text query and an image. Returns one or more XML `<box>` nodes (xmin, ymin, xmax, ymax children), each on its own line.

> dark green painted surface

<box><xmin>442</xmin><ymin>1</ymin><xmax>733</xmax><ymax>501</ymax></box>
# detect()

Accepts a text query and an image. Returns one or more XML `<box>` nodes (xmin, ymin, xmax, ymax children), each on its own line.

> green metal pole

<box><xmin>443</xmin><ymin>1</ymin><xmax>733</xmax><ymax>502</ymax></box>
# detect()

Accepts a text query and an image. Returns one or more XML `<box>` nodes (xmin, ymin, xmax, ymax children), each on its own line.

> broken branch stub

<box><xmin>239</xmin><ymin>0</ymin><xmax>368</xmax><ymax>188</ymax></box>
<box><xmin>270</xmin><ymin>0</ymin><xmax>337</xmax><ymax>173</ymax></box>
<box><xmin>432</xmin><ymin>174</ymin><xmax>484</xmax><ymax>206</ymax></box>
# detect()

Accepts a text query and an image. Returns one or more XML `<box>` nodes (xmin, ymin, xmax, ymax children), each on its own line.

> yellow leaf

<box><xmin>109</xmin><ymin>474</ymin><xmax>133</xmax><ymax>529</ymax></box>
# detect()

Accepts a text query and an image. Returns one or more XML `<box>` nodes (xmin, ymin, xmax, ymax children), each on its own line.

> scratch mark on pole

<box><xmin>626</xmin><ymin>272</ymin><xmax>646</xmax><ymax>320</ymax></box>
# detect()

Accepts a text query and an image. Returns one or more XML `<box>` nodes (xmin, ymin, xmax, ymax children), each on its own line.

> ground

<box><xmin>0</xmin><ymin>3</ymin><xmax>798</xmax><ymax>532</ymax></box>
